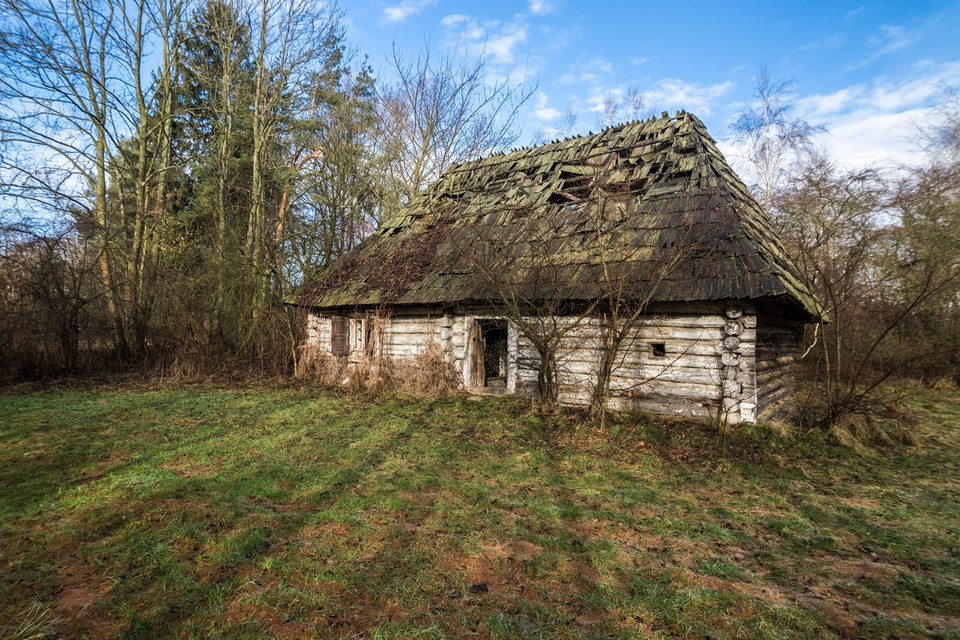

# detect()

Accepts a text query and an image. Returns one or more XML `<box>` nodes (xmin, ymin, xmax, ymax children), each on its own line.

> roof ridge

<box><xmin>448</xmin><ymin>110</ymin><xmax>695</xmax><ymax>173</ymax></box>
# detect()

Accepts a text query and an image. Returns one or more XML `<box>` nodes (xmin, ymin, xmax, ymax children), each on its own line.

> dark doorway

<box><xmin>480</xmin><ymin>319</ymin><xmax>508</xmax><ymax>388</ymax></box>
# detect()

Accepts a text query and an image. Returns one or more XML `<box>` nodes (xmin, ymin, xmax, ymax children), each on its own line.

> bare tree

<box><xmin>0</xmin><ymin>223</ymin><xmax>102</xmax><ymax>376</ymax></box>
<box><xmin>587</xmin><ymin>192</ymin><xmax>703</xmax><ymax>426</ymax></box>
<box><xmin>596</xmin><ymin>85</ymin><xmax>646</xmax><ymax>129</ymax></box>
<box><xmin>374</xmin><ymin>43</ymin><xmax>534</xmax><ymax>208</ymax></box>
<box><xmin>891</xmin><ymin>89</ymin><xmax>960</xmax><ymax>383</ymax></box>
<box><xmin>732</xmin><ymin>68</ymin><xmax>822</xmax><ymax>213</ymax></box>
<box><xmin>776</xmin><ymin>151</ymin><xmax>960</xmax><ymax>433</ymax></box>
<box><xmin>242</xmin><ymin>0</ymin><xmax>345</xmax><ymax>320</ymax></box>
<box><xmin>0</xmin><ymin>0</ymin><xmax>185</xmax><ymax>357</ymax></box>
<box><xmin>531</xmin><ymin>107</ymin><xmax>578</xmax><ymax>146</ymax></box>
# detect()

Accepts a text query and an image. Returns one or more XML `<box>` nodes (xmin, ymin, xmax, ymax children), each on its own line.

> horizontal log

<box><xmin>618</xmin><ymin>378</ymin><xmax>724</xmax><ymax>400</ymax></box>
<box><xmin>553</xmin><ymin>381</ymin><xmax>725</xmax><ymax>405</ymax></box>
<box><xmin>758</xmin><ymin>368</ymin><xmax>793</xmax><ymax>385</ymax></box>
<box><xmin>757</xmin><ymin>340</ymin><xmax>800</xmax><ymax>352</ymax></box>
<box><xmin>757</xmin><ymin>339</ymin><xmax>800</xmax><ymax>351</ymax></box>
<box><xmin>385</xmin><ymin>320</ymin><xmax>440</xmax><ymax>331</ymax></box>
<box><xmin>509</xmin><ymin>325</ymin><xmax>753</xmax><ymax>346</ymax></box>
<box><xmin>757</xmin><ymin>336</ymin><xmax>800</xmax><ymax>353</ymax></box>
<box><xmin>759</xmin><ymin>386</ymin><xmax>793</xmax><ymax>413</ymax></box>
<box><xmin>511</xmin><ymin>346</ymin><xmax>756</xmax><ymax>370</ymax></box>
<box><xmin>514</xmin><ymin>354</ymin><xmax>729</xmax><ymax>380</ymax></box>
<box><xmin>759</xmin><ymin>381</ymin><xmax>793</xmax><ymax>403</ymax></box>
<box><xmin>382</xmin><ymin>344</ymin><xmax>442</xmax><ymax>358</ymax></box>
<box><xmin>515</xmin><ymin>367</ymin><xmax>725</xmax><ymax>398</ymax></box>
<box><xmin>758</xmin><ymin>361</ymin><xmax>792</xmax><ymax>377</ymax></box>
<box><xmin>645</xmin><ymin>301</ymin><xmax>756</xmax><ymax>316</ymax></box>
<box><xmin>756</xmin><ymin>355</ymin><xmax>796</xmax><ymax>370</ymax></box>
<box><xmin>616</xmin><ymin>396</ymin><xmax>715</xmax><ymax>418</ymax></box>
<box><xmin>612</xmin><ymin>370</ymin><xmax>720</xmax><ymax>388</ymax></box>
<box><xmin>757</xmin><ymin>378</ymin><xmax>796</xmax><ymax>397</ymax></box>
<box><xmin>758</xmin><ymin>378</ymin><xmax>790</xmax><ymax>395</ymax></box>
<box><xmin>558</xmin><ymin>352</ymin><xmax>727</xmax><ymax>370</ymax></box>
<box><xmin>384</xmin><ymin>338</ymin><xmax>443</xmax><ymax>350</ymax></box>
<box><xmin>756</xmin><ymin>354</ymin><xmax>794</xmax><ymax>366</ymax></box>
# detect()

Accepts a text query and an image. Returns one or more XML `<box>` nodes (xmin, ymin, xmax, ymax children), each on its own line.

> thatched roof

<box><xmin>297</xmin><ymin>112</ymin><xmax>820</xmax><ymax>320</ymax></box>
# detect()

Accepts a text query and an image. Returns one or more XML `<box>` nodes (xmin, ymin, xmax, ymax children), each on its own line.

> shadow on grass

<box><xmin>2</xmin><ymin>387</ymin><xmax>959</xmax><ymax>639</ymax></box>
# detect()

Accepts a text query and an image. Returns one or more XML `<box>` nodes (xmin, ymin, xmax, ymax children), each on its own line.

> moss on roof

<box><xmin>297</xmin><ymin>112</ymin><xmax>821</xmax><ymax>320</ymax></box>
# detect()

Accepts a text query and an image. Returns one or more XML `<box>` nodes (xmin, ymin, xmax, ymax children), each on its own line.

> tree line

<box><xmin>0</xmin><ymin>0</ymin><xmax>526</xmax><ymax>379</ymax></box>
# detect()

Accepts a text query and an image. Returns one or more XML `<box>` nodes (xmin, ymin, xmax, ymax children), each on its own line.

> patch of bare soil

<box><xmin>54</xmin><ymin>554</ymin><xmax>123</xmax><ymax>639</ymax></box>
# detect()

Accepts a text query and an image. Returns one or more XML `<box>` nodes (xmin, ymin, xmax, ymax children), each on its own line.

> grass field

<box><xmin>1</xmin><ymin>384</ymin><xmax>958</xmax><ymax>639</ymax></box>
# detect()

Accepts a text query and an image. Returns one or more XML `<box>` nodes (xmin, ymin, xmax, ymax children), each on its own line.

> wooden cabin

<box><xmin>294</xmin><ymin>112</ymin><xmax>821</xmax><ymax>423</ymax></box>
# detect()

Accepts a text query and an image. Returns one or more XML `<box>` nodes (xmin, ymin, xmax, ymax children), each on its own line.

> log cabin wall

<box><xmin>505</xmin><ymin>302</ymin><xmax>757</xmax><ymax>423</ymax></box>
<box><xmin>303</xmin><ymin>307</ymin><xmax>454</xmax><ymax>366</ymax></box>
<box><xmin>304</xmin><ymin>301</ymin><xmax>765</xmax><ymax>424</ymax></box>
<box><xmin>755</xmin><ymin>304</ymin><xmax>803</xmax><ymax>417</ymax></box>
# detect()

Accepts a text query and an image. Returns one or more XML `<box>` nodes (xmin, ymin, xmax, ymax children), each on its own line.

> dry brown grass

<box><xmin>296</xmin><ymin>339</ymin><xmax>459</xmax><ymax>398</ymax></box>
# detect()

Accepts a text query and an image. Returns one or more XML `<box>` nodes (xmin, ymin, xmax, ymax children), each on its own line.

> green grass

<box><xmin>1</xmin><ymin>383</ymin><xmax>958</xmax><ymax>639</ymax></box>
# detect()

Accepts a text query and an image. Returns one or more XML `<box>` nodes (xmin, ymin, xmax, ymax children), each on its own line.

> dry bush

<box><xmin>295</xmin><ymin>348</ymin><xmax>347</xmax><ymax>387</ymax></box>
<box><xmin>385</xmin><ymin>340</ymin><xmax>459</xmax><ymax>397</ymax></box>
<box><xmin>827</xmin><ymin>412</ymin><xmax>919</xmax><ymax>448</ymax></box>
<box><xmin>784</xmin><ymin>379</ymin><xmax>922</xmax><ymax>448</ymax></box>
<box><xmin>296</xmin><ymin>337</ymin><xmax>459</xmax><ymax>398</ymax></box>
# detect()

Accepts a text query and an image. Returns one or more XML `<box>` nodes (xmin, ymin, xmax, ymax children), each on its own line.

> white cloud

<box><xmin>528</xmin><ymin>0</ymin><xmax>557</xmax><ymax>15</ymax></box>
<box><xmin>798</xmin><ymin>32</ymin><xmax>846</xmax><ymax>51</ymax></box>
<box><xmin>813</xmin><ymin>64</ymin><xmax>960</xmax><ymax>167</ymax></box>
<box><xmin>797</xmin><ymin>87</ymin><xmax>865</xmax><ymax>117</ymax></box>
<box><xmin>845</xmin><ymin>6</ymin><xmax>865</xmax><ymax>20</ymax></box>
<box><xmin>441</xmin><ymin>14</ymin><xmax>469</xmax><ymax>27</ymax></box>
<box><xmin>723</xmin><ymin>61</ymin><xmax>960</xmax><ymax>171</ymax></box>
<box><xmin>825</xmin><ymin>108</ymin><xmax>930</xmax><ymax>169</ymax></box>
<box><xmin>533</xmin><ymin>91</ymin><xmax>561</xmax><ymax>120</ymax></box>
<box><xmin>585</xmin><ymin>87</ymin><xmax>623</xmax><ymax>113</ymax></box>
<box><xmin>586</xmin><ymin>56</ymin><xmax>613</xmax><ymax>76</ymax></box>
<box><xmin>443</xmin><ymin>14</ymin><xmax>487</xmax><ymax>42</ymax></box>
<box><xmin>487</xmin><ymin>22</ymin><xmax>528</xmax><ymax>64</ymax></box>
<box><xmin>872</xmin><ymin>24</ymin><xmax>913</xmax><ymax>55</ymax></box>
<box><xmin>850</xmin><ymin>23</ymin><xmax>916</xmax><ymax>69</ymax></box>
<box><xmin>558</xmin><ymin>56</ymin><xmax>615</xmax><ymax>84</ymax></box>
<box><xmin>382</xmin><ymin>0</ymin><xmax>434</xmax><ymax>23</ymax></box>
<box><xmin>800</xmin><ymin>62</ymin><xmax>960</xmax><ymax>122</ymax></box>
<box><xmin>440</xmin><ymin>14</ymin><xmax>529</xmax><ymax>65</ymax></box>
<box><xmin>646</xmin><ymin>79</ymin><xmax>733</xmax><ymax>116</ymax></box>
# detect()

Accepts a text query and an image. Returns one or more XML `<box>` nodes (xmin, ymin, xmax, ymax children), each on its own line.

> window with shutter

<box><xmin>331</xmin><ymin>317</ymin><xmax>349</xmax><ymax>355</ymax></box>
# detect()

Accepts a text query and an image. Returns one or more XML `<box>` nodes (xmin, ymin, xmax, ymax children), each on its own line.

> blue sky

<box><xmin>343</xmin><ymin>0</ymin><xmax>960</xmax><ymax>171</ymax></box>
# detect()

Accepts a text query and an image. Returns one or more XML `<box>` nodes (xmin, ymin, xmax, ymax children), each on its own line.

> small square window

<box><xmin>652</xmin><ymin>342</ymin><xmax>666</xmax><ymax>357</ymax></box>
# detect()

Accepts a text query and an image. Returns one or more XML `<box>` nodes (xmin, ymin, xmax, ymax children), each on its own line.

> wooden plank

<box><xmin>758</xmin><ymin>373</ymin><xmax>792</xmax><ymax>391</ymax></box>
<box><xmin>618</xmin><ymin>396</ymin><xmax>715</xmax><ymax>418</ymax></box>
<box><xmin>756</xmin><ymin>355</ymin><xmax>795</xmax><ymax>370</ymax></box>
<box><xmin>517</xmin><ymin>348</ymin><xmax>735</xmax><ymax>376</ymax></box>
<box><xmin>757</xmin><ymin>369</ymin><xmax>796</xmax><ymax>387</ymax></box>
<box><xmin>759</xmin><ymin>384</ymin><xmax>793</xmax><ymax>413</ymax></box>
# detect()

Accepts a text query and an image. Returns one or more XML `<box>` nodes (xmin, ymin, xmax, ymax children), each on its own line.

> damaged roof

<box><xmin>297</xmin><ymin>111</ymin><xmax>821</xmax><ymax>320</ymax></box>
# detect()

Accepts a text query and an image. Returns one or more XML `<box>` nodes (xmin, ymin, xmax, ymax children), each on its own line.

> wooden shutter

<box><xmin>331</xmin><ymin>317</ymin><xmax>349</xmax><ymax>355</ymax></box>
